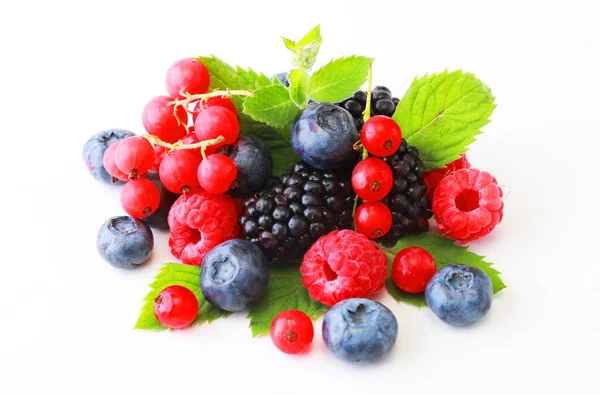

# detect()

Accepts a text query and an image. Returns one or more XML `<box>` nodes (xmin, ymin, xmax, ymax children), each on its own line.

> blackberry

<box><xmin>336</xmin><ymin>86</ymin><xmax>400</xmax><ymax>129</ymax></box>
<box><xmin>375</xmin><ymin>139</ymin><xmax>433</xmax><ymax>248</ymax></box>
<box><xmin>240</xmin><ymin>161</ymin><xmax>355</xmax><ymax>260</ymax></box>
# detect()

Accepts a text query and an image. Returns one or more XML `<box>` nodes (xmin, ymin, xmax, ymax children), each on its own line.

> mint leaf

<box><xmin>383</xmin><ymin>232</ymin><xmax>506</xmax><ymax>308</ymax></box>
<box><xmin>308</xmin><ymin>55</ymin><xmax>373</xmax><ymax>103</ymax></box>
<box><xmin>134</xmin><ymin>263</ymin><xmax>229</xmax><ymax>330</ymax></box>
<box><xmin>392</xmin><ymin>70</ymin><xmax>496</xmax><ymax>170</ymax></box>
<box><xmin>247</xmin><ymin>263</ymin><xmax>327</xmax><ymax>336</ymax></box>
<box><xmin>243</xmin><ymin>84</ymin><xmax>301</xmax><ymax>131</ymax></box>
<box><xmin>288</xmin><ymin>69</ymin><xmax>310</xmax><ymax>108</ymax></box>
<box><xmin>282</xmin><ymin>25</ymin><xmax>322</xmax><ymax>71</ymax></box>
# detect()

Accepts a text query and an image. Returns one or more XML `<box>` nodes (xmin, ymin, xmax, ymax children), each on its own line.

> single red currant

<box><xmin>354</xmin><ymin>201</ymin><xmax>392</xmax><ymax>238</ymax></box>
<box><xmin>351</xmin><ymin>157</ymin><xmax>393</xmax><ymax>201</ymax></box>
<box><xmin>195</xmin><ymin>106</ymin><xmax>239</xmax><ymax>148</ymax></box>
<box><xmin>360</xmin><ymin>116</ymin><xmax>402</xmax><ymax>157</ymax></box>
<box><xmin>154</xmin><ymin>285</ymin><xmax>199</xmax><ymax>329</ymax></box>
<box><xmin>102</xmin><ymin>142</ymin><xmax>129</xmax><ymax>182</ymax></box>
<box><xmin>391</xmin><ymin>247</ymin><xmax>437</xmax><ymax>294</ymax></box>
<box><xmin>115</xmin><ymin>136</ymin><xmax>154</xmax><ymax>178</ymax></box>
<box><xmin>197</xmin><ymin>154</ymin><xmax>237</xmax><ymax>195</ymax></box>
<box><xmin>270</xmin><ymin>310</ymin><xmax>314</xmax><ymax>354</ymax></box>
<box><xmin>150</xmin><ymin>145</ymin><xmax>167</xmax><ymax>172</ymax></box>
<box><xmin>159</xmin><ymin>149</ymin><xmax>201</xmax><ymax>194</ymax></box>
<box><xmin>193</xmin><ymin>97</ymin><xmax>237</xmax><ymax>123</ymax></box>
<box><xmin>120</xmin><ymin>178</ymin><xmax>160</xmax><ymax>218</ymax></box>
<box><xmin>165</xmin><ymin>58</ymin><xmax>210</xmax><ymax>99</ymax></box>
<box><xmin>142</xmin><ymin>96</ymin><xmax>188</xmax><ymax>143</ymax></box>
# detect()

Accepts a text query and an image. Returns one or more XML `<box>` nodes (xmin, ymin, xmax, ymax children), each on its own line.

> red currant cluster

<box><xmin>103</xmin><ymin>58</ymin><xmax>249</xmax><ymax>218</ymax></box>
<box><xmin>351</xmin><ymin>116</ymin><xmax>403</xmax><ymax>238</ymax></box>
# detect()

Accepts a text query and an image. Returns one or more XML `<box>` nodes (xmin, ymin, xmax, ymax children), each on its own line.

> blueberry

<box><xmin>425</xmin><ymin>264</ymin><xmax>493</xmax><ymax>327</ymax></box>
<box><xmin>96</xmin><ymin>216</ymin><xmax>154</xmax><ymax>269</ymax></box>
<box><xmin>322</xmin><ymin>298</ymin><xmax>398</xmax><ymax>364</ymax></box>
<box><xmin>200</xmin><ymin>239</ymin><xmax>269</xmax><ymax>312</ymax></box>
<box><xmin>273</xmin><ymin>71</ymin><xmax>290</xmax><ymax>87</ymax></box>
<box><xmin>83</xmin><ymin>129</ymin><xmax>135</xmax><ymax>183</ymax></box>
<box><xmin>142</xmin><ymin>171</ymin><xmax>179</xmax><ymax>230</ymax></box>
<box><xmin>225</xmin><ymin>135</ymin><xmax>273</xmax><ymax>198</ymax></box>
<box><xmin>290</xmin><ymin>102</ymin><xmax>359</xmax><ymax>170</ymax></box>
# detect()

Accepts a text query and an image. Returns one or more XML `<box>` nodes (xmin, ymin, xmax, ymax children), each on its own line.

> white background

<box><xmin>1</xmin><ymin>0</ymin><xmax>599</xmax><ymax>393</ymax></box>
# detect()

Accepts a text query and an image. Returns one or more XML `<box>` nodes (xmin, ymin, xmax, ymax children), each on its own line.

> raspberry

<box><xmin>168</xmin><ymin>189</ymin><xmax>241</xmax><ymax>265</ymax></box>
<box><xmin>423</xmin><ymin>154</ymin><xmax>471</xmax><ymax>200</ymax></box>
<box><xmin>433</xmin><ymin>168</ymin><xmax>503</xmax><ymax>241</ymax></box>
<box><xmin>300</xmin><ymin>230</ymin><xmax>388</xmax><ymax>306</ymax></box>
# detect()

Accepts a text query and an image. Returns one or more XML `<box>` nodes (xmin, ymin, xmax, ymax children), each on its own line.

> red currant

<box><xmin>165</xmin><ymin>58</ymin><xmax>210</xmax><ymax>99</ymax></box>
<box><xmin>154</xmin><ymin>285</ymin><xmax>199</xmax><ymax>329</ymax></box>
<box><xmin>391</xmin><ymin>247</ymin><xmax>437</xmax><ymax>294</ymax></box>
<box><xmin>197</xmin><ymin>154</ymin><xmax>237</xmax><ymax>195</ymax></box>
<box><xmin>351</xmin><ymin>157</ymin><xmax>393</xmax><ymax>201</ymax></box>
<box><xmin>159</xmin><ymin>149</ymin><xmax>201</xmax><ymax>194</ymax></box>
<box><xmin>193</xmin><ymin>97</ymin><xmax>237</xmax><ymax>123</ymax></box>
<box><xmin>120</xmin><ymin>178</ymin><xmax>160</xmax><ymax>218</ymax></box>
<box><xmin>180</xmin><ymin>133</ymin><xmax>203</xmax><ymax>159</ymax></box>
<box><xmin>102</xmin><ymin>142</ymin><xmax>129</xmax><ymax>182</ymax></box>
<box><xmin>142</xmin><ymin>96</ymin><xmax>188</xmax><ymax>143</ymax></box>
<box><xmin>354</xmin><ymin>201</ymin><xmax>392</xmax><ymax>238</ymax></box>
<box><xmin>150</xmin><ymin>145</ymin><xmax>167</xmax><ymax>172</ymax></box>
<box><xmin>360</xmin><ymin>116</ymin><xmax>402</xmax><ymax>157</ymax></box>
<box><xmin>115</xmin><ymin>136</ymin><xmax>154</xmax><ymax>178</ymax></box>
<box><xmin>194</xmin><ymin>106</ymin><xmax>239</xmax><ymax>148</ymax></box>
<box><xmin>270</xmin><ymin>310</ymin><xmax>314</xmax><ymax>354</ymax></box>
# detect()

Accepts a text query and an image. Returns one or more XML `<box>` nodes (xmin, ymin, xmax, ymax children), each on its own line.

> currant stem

<box><xmin>142</xmin><ymin>134</ymin><xmax>225</xmax><ymax>154</ymax></box>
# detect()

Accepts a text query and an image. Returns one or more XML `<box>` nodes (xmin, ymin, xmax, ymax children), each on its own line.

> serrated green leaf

<box><xmin>308</xmin><ymin>55</ymin><xmax>373</xmax><ymax>103</ymax></box>
<box><xmin>134</xmin><ymin>263</ymin><xmax>229</xmax><ymax>330</ymax></box>
<box><xmin>288</xmin><ymin>69</ymin><xmax>310</xmax><ymax>108</ymax></box>
<box><xmin>282</xmin><ymin>25</ymin><xmax>322</xmax><ymax>71</ymax></box>
<box><xmin>392</xmin><ymin>70</ymin><xmax>496</xmax><ymax>170</ymax></box>
<box><xmin>281</xmin><ymin>36</ymin><xmax>297</xmax><ymax>51</ymax></box>
<box><xmin>383</xmin><ymin>232</ymin><xmax>506</xmax><ymax>308</ymax></box>
<box><xmin>243</xmin><ymin>84</ymin><xmax>301</xmax><ymax>131</ymax></box>
<box><xmin>247</xmin><ymin>263</ymin><xmax>327</xmax><ymax>336</ymax></box>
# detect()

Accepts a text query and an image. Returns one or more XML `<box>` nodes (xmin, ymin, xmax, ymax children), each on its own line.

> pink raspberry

<box><xmin>423</xmin><ymin>154</ymin><xmax>471</xmax><ymax>200</ymax></box>
<box><xmin>300</xmin><ymin>230</ymin><xmax>388</xmax><ymax>307</ymax></box>
<box><xmin>168</xmin><ymin>189</ymin><xmax>241</xmax><ymax>265</ymax></box>
<box><xmin>433</xmin><ymin>168</ymin><xmax>503</xmax><ymax>242</ymax></box>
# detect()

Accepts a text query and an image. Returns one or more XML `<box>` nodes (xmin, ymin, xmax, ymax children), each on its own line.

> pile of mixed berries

<box><xmin>84</xmin><ymin>56</ymin><xmax>504</xmax><ymax>364</ymax></box>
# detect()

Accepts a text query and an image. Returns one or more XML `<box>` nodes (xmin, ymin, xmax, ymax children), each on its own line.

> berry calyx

<box><xmin>165</xmin><ymin>58</ymin><xmax>210</xmax><ymax>99</ymax></box>
<box><xmin>193</xmin><ymin>96</ymin><xmax>237</xmax><ymax>123</ymax></box>
<box><xmin>391</xmin><ymin>246</ymin><xmax>437</xmax><ymax>293</ymax></box>
<box><xmin>195</xmin><ymin>106</ymin><xmax>240</xmax><ymax>148</ymax></box>
<box><xmin>102</xmin><ymin>141</ymin><xmax>129</xmax><ymax>182</ymax></box>
<box><xmin>197</xmin><ymin>154</ymin><xmax>237</xmax><ymax>195</ymax></box>
<box><xmin>351</xmin><ymin>157</ymin><xmax>393</xmax><ymax>201</ymax></box>
<box><xmin>270</xmin><ymin>310</ymin><xmax>314</xmax><ymax>354</ymax></box>
<box><xmin>142</xmin><ymin>96</ymin><xmax>188</xmax><ymax>143</ymax></box>
<box><xmin>153</xmin><ymin>285</ymin><xmax>199</xmax><ymax>329</ymax></box>
<box><xmin>115</xmin><ymin>136</ymin><xmax>155</xmax><ymax>178</ymax></box>
<box><xmin>159</xmin><ymin>149</ymin><xmax>202</xmax><ymax>194</ymax></box>
<box><xmin>354</xmin><ymin>201</ymin><xmax>392</xmax><ymax>238</ymax></box>
<box><xmin>120</xmin><ymin>178</ymin><xmax>160</xmax><ymax>218</ymax></box>
<box><xmin>360</xmin><ymin>116</ymin><xmax>402</xmax><ymax>157</ymax></box>
<box><xmin>433</xmin><ymin>168</ymin><xmax>503</xmax><ymax>241</ymax></box>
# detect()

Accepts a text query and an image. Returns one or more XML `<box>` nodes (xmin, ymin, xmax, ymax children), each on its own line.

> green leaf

<box><xmin>308</xmin><ymin>55</ymin><xmax>373</xmax><ymax>103</ymax></box>
<box><xmin>243</xmin><ymin>84</ymin><xmax>301</xmax><ymax>131</ymax></box>
<box><xmin>134</xmin><ymin>263</ymin><xmax>229</xmax><ymax>330</ymax></box>
<box><xmin>392</xmin><ymin>70</ymin><xmax>496</xmax><ymax>170</ymax></box>
<box><xmin>383</xmin><ymin>232</ymin><xmax>506</xmax><ymax>308</ymax></box>
<box><xmin>247</xmin><ymin>263</ymin><xmax>327</xmax><ymax>336</ymax></box>
<box><xmin>282</xmin><ymin>25</ymin><xmax>322</xmax><ymax>71</ymax></box>
<box><xmin>288</xmin><ymin>69</ymin><xmax>310</xmax><ymax>108</ymax></box>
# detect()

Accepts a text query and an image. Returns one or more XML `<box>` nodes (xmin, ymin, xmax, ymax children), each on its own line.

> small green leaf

<box><xmin>134</xmin><ymin>263</ymin><xmax>229</xmax><ymax>330</ymax></box>
<box><xmin>288</xmin><ymin>69</ymin><xmax>310</xmax><ymax>108</ymax></box>
<box><xmin>383</xmin><ymin>232</ymin><xmax>506</xmax><ymax>308</ymax></box>
<box><xmin>243</xmin><ymin>84</ymin><xmax>301</xmax><ymax>131</ymax></box>
<box><xmin>282</xmin><ymin>36</ymin><xmax>297</xmax><ymax>51</ymax></box>
<box><xmin>247</xmin><ymin>263</ymin><xmax>327</xmax><ymax>336</ymax></box>
<box><xmin>282</xmin><ymin>25</ymin><xmax>322</xmax><ymax>71</ymax></box>
<box><xmin>308</xmin><ymin>55</ymin><xmax>373</xmax><ymax>103</ymax></box>
<box><xmin>392</xmin><ymin>70</ymin><xmax>496</xmax><ymax>170</ymax></box>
